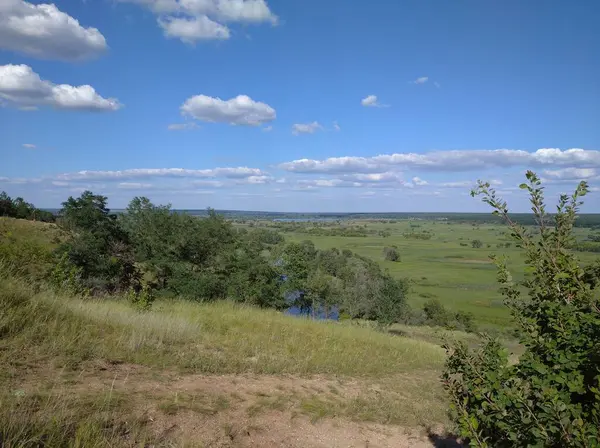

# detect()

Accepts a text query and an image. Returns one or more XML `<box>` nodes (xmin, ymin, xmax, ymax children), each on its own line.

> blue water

<box><xmin>285</xmin><ymin>304</ymin><xmax>340</xmax><ymax>321</ymax></box>
<box><xmin>283</xmin><ymin>290</ymin><xmax>339</xmax><ymax>321</ymax></box>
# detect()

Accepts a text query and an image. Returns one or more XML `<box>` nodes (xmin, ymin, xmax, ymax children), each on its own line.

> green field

<box><xmin>263</xmin><ymin>220</ymin><xmax>598</xmax><ymax>330</ymax></box>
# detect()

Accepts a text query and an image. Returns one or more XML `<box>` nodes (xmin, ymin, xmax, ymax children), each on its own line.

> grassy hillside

<box><xmin>0</xmin><ymin>267</ymin><xmax>451</xmax><ymax>446</ymax></box>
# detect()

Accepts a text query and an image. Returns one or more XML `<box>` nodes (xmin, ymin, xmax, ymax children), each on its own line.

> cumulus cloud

<box><xmin>119</xmin><ymin>0</ymin><xmax>276</xmax><ymax>42</ymax></box>
<box><xmin>158</xmin><ymin>15</ymin><xmax>230</xmax><ymax>42</ymax></box>
<box><xmin>167</xmin><ymin>122</ymin><xmax>199</xmax><ymax>130</ymax></box>
<box><xmin>181</xmin><ymin>94</ymin><xmax>275</xmax><ymax>126</ymax></box>
<box><xmin>412</xmin><ymin>176</ymin><xmax>428</xmax><ymax>186</ymax></box>
<box><xmin>55</xmin><ymin>167</ymin><xmax>266</xmax><ymax>181</ymax></box>
<box><xmin>340</xmin><ymin>172</ymin><xmax>402</xmax><ymax>183</ymax></box>
<box><xmin>413</xmin><ymin>76</ymin><xmax>428</xmax><ymax>84</ymax></box>
<box><xmin>0</xmin><ymin>64</ymin><xmax>121</xmax><ymax>111</ymax></box>
<box><xmin>239</xmin><ymin>175</ymin><xmax>272</xmax><ymax>184</ymax></box>
<box><xmin>279</xmin><ymin>149</ymin><xmax>600</xmax><ymax>174</ymax></box>
<box><xmin>361</xmin><ymin>94</ymin><xmax>387</xmax><ymax>107</ymax></box>
<box><xmin>291</xmin><ymin>121</ymin><xmax>323</xmax><ymax>135</ymax></box>
<box><xmin>0</xmin><ymin>0</ymin><xmax>107</xmax><ymax>61</ymax></box>
<box><xmin>22</xmin><ymin>143</ymin><xmax>36</xmax><ymax>149</ymax></box>
<box><xmin>542</xmin><ymin>168</ymin><xmax>598</xmax><ymax>181</ymax></box>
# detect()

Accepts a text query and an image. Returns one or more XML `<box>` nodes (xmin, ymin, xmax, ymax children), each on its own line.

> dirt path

<box><xmin>23</xmin><ymin>361</ymin><xmax>461</xmax><ymax>447</ymax></box>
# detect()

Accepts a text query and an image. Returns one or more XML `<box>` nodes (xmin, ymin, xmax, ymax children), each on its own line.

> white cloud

<box><xmin>55</xmin><ymin>167</ymin><xmax>266</xmax><ymax>181</ymax></box>
<box><xmin>119</xmin><ymin>0</ymin><xmax>276</xmax><ymax>42</ymax></box>
<box><xmin>22</xmin><ymin>143</ymin><xmax>36</xmax><ymax>149</ymax></box>
<box><xmin>412</xmin><ymin>176</ymin><xmax>428</xmax><ymax>186</ymax></box>
<box><xmin>333</xmin><ymin>121</ymin><xmax>341</xmax><ymax>131</ymax></box>
<box><xmin>361</xmin><ymin>94</ymin><xmax>387</xmax><ymax>107</ymax></box>
<box><xmin>340</xmin><ymin>172</ymin><xmax>402</xmax><ymax>183</ymax></box>
<box><xmin>191</xmin><ymin>179</ymin><xmax>225</xmax><ymax>187</ymax></box>
<box><xmin>0</xmin><ymin>0</ymin><xmax>107</xmax><ymax>61</ymax></box>
<box><xmin>240</xmin><ymin>175</ymin><xmax>272</xmax><ymax>184</ymax></box>
<box><xmin>291</xmin><ymin>121</ymin><xmax>323</xmax><ymax>135</ymax></box>
<box><xmin>442</xmin><ymin>179</ymin><xmax>501</xmax><ymax>188</ymax></box>
<box><xmin>441</xmin><ymin>181</ymin><xmax>473</xmax><ymax>188</ymax></box>
<box><xmin>210</xmin><ymin>0</ymin><xmax>277</xmax><ymax>23</ymax></box>
<box><xmin>181</xmin><ymin>94</ymin><xmax>275</xmax><ymax>126</ymax></box>
<box><xmin>543</xmin><ymin>168</ymin><xmax>598</xmax><ymax>181</ymax></box>
<box><xmin>298</xmin><ymin>179</ymin><xmax>344</xmax><ymax>188</ymax></box>
<box><xmin>167</xmin><ymin>122</ymin><xmax>199</xmax><ymax>130</ymax></box>
<box><xmin>413</xmin><ymin>76</ymin><xmax>428</xmax><ymax>84</ymax></box>
<box><xmin>0</xmin><ymin>64</ymin><xmax>121</xmax><ymax>111</ymax></box>
<box><xmin>279</xmin><ymin>149</ymin><xmax>600</xmax><ymax>174</ymax></box>
<box><xmin>118</xmin><ymin>182</ymin><xmax>153</xmax><ymax>189</ymax></box>
<box><xmin>280</xmin><ymin>156</ymin><xmax>381</xmax><ymax>174</ymax></box>
<box><xmin>158</xmin><ymin>15</ymin><xmax>230</xmax><ymax>42</ymax></box>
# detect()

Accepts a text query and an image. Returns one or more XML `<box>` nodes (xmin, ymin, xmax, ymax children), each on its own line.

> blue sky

<box><xmin>1</xmin><ymin>0</ymin><xmax>599</xmax><ymax>212</ymax></box>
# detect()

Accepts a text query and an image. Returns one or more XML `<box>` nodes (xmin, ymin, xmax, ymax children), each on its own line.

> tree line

<box><xmin>46</xmin><ymin>192</ymin><xmax>410</xmax><ymax>325</ymax></box>
<box><xmin>0</xmin><ymin>191</ymin><xmax>55</xmax><ymax>222</ymax></box>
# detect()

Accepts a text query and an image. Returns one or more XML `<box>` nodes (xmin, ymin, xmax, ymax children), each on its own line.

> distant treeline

<box><xmin>0</xmin><ymin>191</ymin><xmax>55</xmax><ymax>222</ymax></box>
<box><xmin>142</xmin><ymin>209</ymin><xmax>600</xmax><ymax>228</ymax></box>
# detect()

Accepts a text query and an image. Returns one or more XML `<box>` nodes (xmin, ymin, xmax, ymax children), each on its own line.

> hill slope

<box><xmin>0</xmin><ymin>271</ymin><xmax>455</xmax><ymax>447</ymax></box>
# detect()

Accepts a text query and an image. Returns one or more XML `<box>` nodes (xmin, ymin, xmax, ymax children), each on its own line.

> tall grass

<box><xmin>0</xmin><ymin>271</ymin><xmax>447</xmax><ymax>445</ymax></box>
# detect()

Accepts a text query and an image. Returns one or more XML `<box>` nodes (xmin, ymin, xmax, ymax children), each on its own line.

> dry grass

<box><xmin>0</xmin><ymin>272</ymin><xmax>450</xmax><ymax>446</ymax></box>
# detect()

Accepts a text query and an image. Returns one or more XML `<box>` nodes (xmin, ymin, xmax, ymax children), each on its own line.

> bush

<box><xmin>443</xmin><ymin>172</ymin><xmax>600</xmax><ymax>447</ymax></box>
<box><xmin>421</xmin><ymin>299</ymin><xmax>477</xmax><ymax>333</ymax></box>
<box><xmin>471</xmin><ymin>239</ymin><xmax>483</xmax><ymax>248</ymax></box>
<box><xmin>383</xmin><ymin>246</ymin><xmax>400</xmax><ymax>262</ymax></box>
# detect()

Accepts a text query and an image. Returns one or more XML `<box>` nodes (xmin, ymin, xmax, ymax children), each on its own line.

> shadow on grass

<box><xmin>427</xmin><ymin>429</ymin><xmax>463</xmax><ymax>447</ymax></box>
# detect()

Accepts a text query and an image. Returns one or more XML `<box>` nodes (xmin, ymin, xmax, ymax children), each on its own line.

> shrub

<box><xmin>471</xmin><ymin>239</ymin><xmax>483</xmax><ymax>248</ymax></box>
<box><xmin>383</xmin><ymin>246</ymin><xmax>401</xmax><ymax>262</ymax></box>
<box><xmin>443</xmin><ymin>172</ymin><xmax>600</xmax><ymax>447</ymax></box>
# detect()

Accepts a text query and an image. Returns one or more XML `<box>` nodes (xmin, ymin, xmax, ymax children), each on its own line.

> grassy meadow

<box><xmin>276</xmin><ymin>219</ymin><xmax>598</xmax><ymax>329</ymax></box>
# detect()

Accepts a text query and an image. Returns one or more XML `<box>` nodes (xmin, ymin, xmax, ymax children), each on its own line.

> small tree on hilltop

<box><xmin>443</xmin><ymin>171</ymin><xmax>600</xmax><ymax>447</ymax></box>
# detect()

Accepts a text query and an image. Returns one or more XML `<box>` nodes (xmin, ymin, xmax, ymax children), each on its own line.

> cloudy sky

<box><xmin>1</xmin><ymin>0</ymin><xmax>599</xmax><ymax>212</ymax></box>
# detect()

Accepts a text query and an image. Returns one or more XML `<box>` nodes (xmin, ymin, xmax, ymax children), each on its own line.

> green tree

<box><xmin>0</xmin><ymin>191</ymin><xmax>16</xmax><ymax>217</ymax></box>
<box><xmin>471</xmin><ymin>239</ymin><xmax>483</xmax><ymax>248</ymax></box>
<box><xmin>58</xmin><ymin>191</ymin><xmax>138</xmax><ymax>293</ymax></box>
<box><xmin>443</xmin><ymin>172</ymin><xmax>600</xmax><ymax>447</ymax></box>
<box><xmin>383</xmin><ymin>246</ymin><xmax>400</xmax><ymax>262</ymax></box>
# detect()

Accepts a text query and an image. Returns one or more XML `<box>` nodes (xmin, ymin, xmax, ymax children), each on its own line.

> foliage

<box><xmin>125</xmin><ymin>284</ymin><xmax>155</xmax><ymax>311</ymax></box>
<box><xmin>571</xmin><ymin>241</ymin><xmax>600</xmax><ymax>253</ymax></box>
<box><xmin>383</xmin><ymin>246</ymin><xmax>401</xmax><ymax>262</ymax></box>
<box><xmin>470</xmin><ymin>239</ymin><xmax>483</xmax><ymax>249</ymax></box>
<box><xmin>277</xmin><ymin>241</ymin><xmax>409</xmax><ymax>324</ymax></box>
<box><xmin>403</xmin><ymin>230</ymin><xmax>434</xmax><ymax>240</ymax></box>
<box><xmin>422</xmin><ymin>299</ymin><xmax>477</xmax><ymax>333</ymax></box>
<box><xmin>58</xmin><ymin>192</ymin><xmax>139</xmax><ymax>294</ymax></box>
<box><xmin>443</xmin><ymin>171</ymin><xmax>600</xmax><ymax>447</ymax></box>
<box><xmin>0</xmin><ymin>191</ymin><xmax>55</xmax><ymax>222</ymax></box>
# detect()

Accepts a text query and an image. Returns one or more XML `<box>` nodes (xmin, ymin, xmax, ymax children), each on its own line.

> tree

<box><xmin>58</xmin><ymin>191</ymin><xmax>138</xmax><ymax>293</ymax></box>
<box><xmin>0</xmin><ymin>191</ymin><xmax>15</xmax><ymax>217</ymax></box>
<box><xmin>443</xmin><ymin>172</ymin><xmax>600</xmax><ymax>447</ymax></box>
<box><xmin>471</xmin><ymin>239</ymin><xmax>483</xmax><ymax>248</ymax></box>
<box><xmin>383</xmin><ymin>246</ymin><xmax>400</xmax><ymax>262</ymax></box>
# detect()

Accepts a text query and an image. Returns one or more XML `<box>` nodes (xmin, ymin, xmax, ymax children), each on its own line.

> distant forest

<box><xmin>115</xmin><ymin>209</ymin><xmax>600</xmax><ymax>228</ymax></box>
